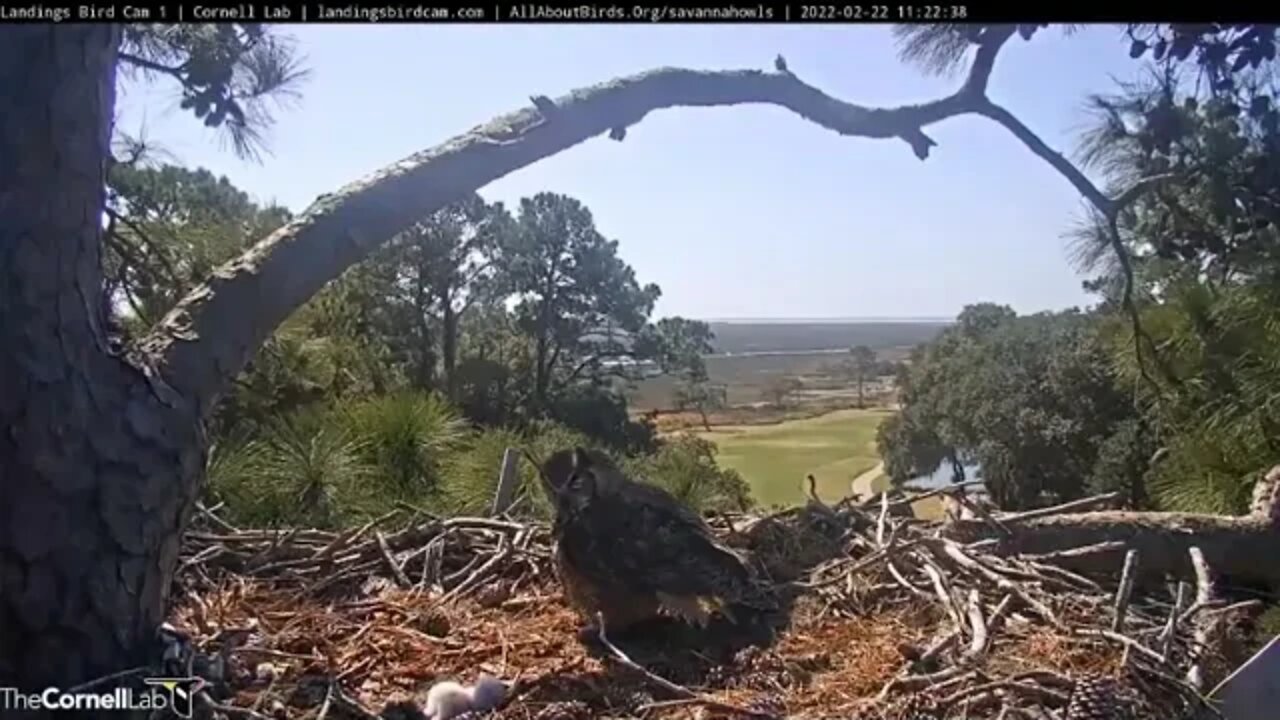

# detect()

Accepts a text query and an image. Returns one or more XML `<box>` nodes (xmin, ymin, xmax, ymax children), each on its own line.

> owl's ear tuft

<box><xmin>571</xmin><ymin>447</ymin><xmax>593</xmax><ymax>473</ymax></box>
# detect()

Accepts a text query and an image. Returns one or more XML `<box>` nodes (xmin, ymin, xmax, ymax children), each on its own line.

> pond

<box><xmin>904</xmin><ymin>462</ymin><xmax>984</xmax><ymax>492</ymax></box>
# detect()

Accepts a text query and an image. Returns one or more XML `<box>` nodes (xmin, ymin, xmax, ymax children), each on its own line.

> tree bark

<box><xmin>943</xmin><ymin>511</ymin><xmax>1280</xmax><ymax>590</ymax></box>
<box><xmin>441</xmin><ymin>297</ymin><xmax>459</xmax><ymax>400</ymax></box>
<box><xmin>413</xmin><ymin>279</ymin><xmax>436</xmax><ymax>391</ymax></box>
<box><xmin>0</xmin><ymin>26</ymin><xmax>204</xmax><ymax>699</ymax></box>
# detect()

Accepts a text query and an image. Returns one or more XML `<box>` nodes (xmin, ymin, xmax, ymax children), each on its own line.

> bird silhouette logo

<box><xmin>143</xmin><ymin>677</ymin><xmax>206</xmax><ymax>718</ymax></box>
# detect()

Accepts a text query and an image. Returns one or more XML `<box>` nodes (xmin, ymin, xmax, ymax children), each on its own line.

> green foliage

<box><xmin>1124</xmin><ymin>25</ymin><xmax>1277</xmax><ymax>94</ymax></box>
<box><xmin>104</xmin><ymin>162</ymin><xmax>292</xmax><ymax>328</ymax></box>
<box><xmin>547</xmin><ymin>384</ymin><xmax>659</xmax><ymax>455</ymax></box>
<box><xmin>207</xmin><ymin>412</ymin><xmax>373</xmax><ymax>529</ymax></box>
<box><xmin>1071</xmin><ymin>57</ymin><xmax>1280</xmax><ymax>512</ymax></box>
<box><xmin>339</xmin><ymin>392</ymin><xmax>470</xmax><ymax>496</ymax></box>
<box><xmin>637</xmin><ymin>317</ymin><xmax>716</xmax><ymax>378</ymax></box>
<box><xmin>119</xmin><ymin>24</ymin><xmax>309</xmax><ymax>159</ymax></box>
<box><xmin>441</xmin><ymin>422</ymin><xmax>596</xmax><ymax>519</ymax></box>
<box><xmin>109</xmin><ymin>25</ymin><xmax>756</xmax><ymax>530</ymax></box>
<box><xmin>624</xmin><ymin>435</ymin><xmax>754</xmax><ymax>513</ymax></box>
<box><xmin>1087</xmin><ymin>418</ymin><xmax>1157</xmax><ymax>507</ymax></box>
<box><xmin>876</xmin><ymin>412</ymin><xmax>946</xmax><ymax>484</ymax></box>
<box><xmin>503</xmin><ymin>192</ymin><xmax>662</xmax><ymax>404</ymax></box>
<box><xmin>882</xmin><ymin>305</ymin><xmax>1143</xmax><ymax>509</ymax></box>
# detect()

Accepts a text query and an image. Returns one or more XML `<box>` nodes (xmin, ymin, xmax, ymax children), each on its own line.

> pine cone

<box><xmin>889</xmin><ymin>694</ymin><xmax>942</xmax><ymax>720</ymax></box>
<box><xmin>745</xmin><ymin>692</ymin><xmax>786</xmax><ymax>717</ymax></box>
<box><xmin>1065</xmin><ymin>675</ymin><xmax>1123</xmax><ymax>720</ymax></box>
<box><xmin>533</xmin><ymin>700</ymin><xmax>592</xmax><ymax>720</ymax></box>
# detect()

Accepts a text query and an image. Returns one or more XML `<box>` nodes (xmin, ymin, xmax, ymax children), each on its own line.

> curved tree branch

<box><xmin>970</xmin><ymin>98</ymin><xmax>1177</xmax><ymax>392</ymax></box>
<box><xmin>139</xmin><ymin>26</ymin><xmax>1169</xmax><ymax>415</ymax></box>
<box><xmin>140</xmin><ymin>50</ymin><xmax>1012</xmax><ymax>413</ymax></box>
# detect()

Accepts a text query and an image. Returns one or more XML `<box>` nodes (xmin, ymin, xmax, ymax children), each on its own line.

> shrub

<box><xmin>206</xmin><ymin>411</ymin><xmax>373</xmax><ymax>528</ymax></box>
<box><xmin>625</xmin><ymin>434</ymin><xmax>754</xmax><ymax>513</ymax></box>
<box><xmin>441</xmin><ymin>421</ymin><xmax>597</xmax><ymax>519</ymax></box>
<box><xmin>339</xmin><ymin>391</ymin><xmax>469</xmax><ymax>498</ymax></box>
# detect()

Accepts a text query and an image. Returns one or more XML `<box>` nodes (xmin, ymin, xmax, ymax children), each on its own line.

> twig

<box><xmin>439</xmin><ymin>544</ymin><xmax>512</xmax><ymax>604</ymax></box>
<box><xmin>250</xmin><ymin>668</ymin><xmax>281</xmax><ymax>714</ymax></box>
<box><xmin>1160</xmin><ymin>582</ymin><xmax>1188</xmax><ymax>661</ymax></box>
<box><xmin>876</xmin><ymin>491</ymin><xmax>890</xmax><ymax>547</ymax></box>
<box><xmin>998</xmin><ymin>492</ymin><xmax>1122</xmax><ymax>523</ymax></box>
<box><xmin>888</xmin><ymin>480</ymin><xmax>986</xmax><ymax>510</ymax></box>
<box><xmin>594</xmin><ymin>613</ymin><xmax>777</xmax><ymax>718</ymax></box>
<box><xmin>315</xmin><ymin>680</ymin><xmax>335</xmax><ymax>720</ymax></box>
<box><xmin>196</xmin><ymin>501</ymin><xmax>241</xmax><ymax>533</ymax></box>
<box><xmin>887</xmin><ymin>561</ymin><xmax>932</xmax><ymax>599</ymax></box>
<box><xmin>921</xmin><ymin>629</ymin><xmax>960</xmax><ymax>664</ymax></box>
<box><xmin>963</xmin><ymin>589</ymin><xmax>989</xmax><ymax>659</ymax></box>
<box><xmin>876</xmin><ymin>666</ymin><xmax>968</xmax><ymax>701</ymax></box>
<box><xmin>955</xmin><ymin>492</ymin><xmax>1013</xmax><ymax>537</ymax></box>
<box><xmin>1112</xmin><ymin>549</ymin><xmax>1140</xmax><ymax>632</ymax></box>
<box><xmin>940</xmin><ymin>679</ymin><xmax>1068</xmax><ymax>708</ymax></box>
<box><xmin>199</xmin><ymin>693</ymin><xmax>272</xmax><ymax>719</ymax></box>
<box><xmin>922</xmin><ymin>559</ymin><xmax>967</xmax><ymax>635</ymax></box>
<box><xmin>1073</xmin><ymin>628</ymin><xmax>1166</xmax><ymax>664</ymax></box>
<box><xmin>375</xmin><ymin>530</ymin><xmax>412</xmax><ymax>588</ymax></box>
<box><xmin>234</xmin><ymin>647</ymin><xmax>324</xmax><ymax>663</ymax></box>
<box><xmin>1186</xmin><ymin>546</ymin><xmax>1217</xmax><ymax>691</ymax></box>
<box><xmin>939</xmin><ymin>539</ymin><xmax>1062</xmax><ymax>628</ymax></box>
<box><xmin>310</xmin><ymin>511</ymin><xmax>398</xmax><ymax>562</ymax></box>
<box><xmin>1018</xmin><ymin>540</ymin><xmax>1127</xmax><ymax>563</ymax></box>
<box><xmin>1023</xmin><ymin>560</ymin><xmax>1104</xmax><ymax>593</ymax></box>
<box><xmin>798</xmin><ymin>540</ymin><xmax>920</xmax><ymax>589</ymax></box>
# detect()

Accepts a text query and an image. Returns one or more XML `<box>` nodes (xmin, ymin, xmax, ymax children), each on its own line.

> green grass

<box><xmin>695</xmin><ymin>408</ymin><xmax>893</xmax><ymax>508</ymax></box>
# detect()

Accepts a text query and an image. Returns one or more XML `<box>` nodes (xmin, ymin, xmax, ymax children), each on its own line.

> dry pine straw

<box><xmin>168</xmin><ymin>574</ymin><xmax>1121</xmax><ymax>720</ymax></box>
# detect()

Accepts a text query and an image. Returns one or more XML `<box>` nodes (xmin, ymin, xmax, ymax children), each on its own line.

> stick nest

<box><xmin>167</xmin><ymin>493</ymin><xmax>1258</xmax><ymax>720</ymax></box>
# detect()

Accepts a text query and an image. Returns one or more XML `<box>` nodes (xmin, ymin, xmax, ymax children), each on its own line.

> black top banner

<box><xmin>0</xmin><ymin>1</ymin><xmax>1273</xmax><ymax>24</ymax></box>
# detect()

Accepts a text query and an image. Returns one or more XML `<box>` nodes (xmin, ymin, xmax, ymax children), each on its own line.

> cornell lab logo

<box><xmin>144</xmin><ymin>677</ymin><xmax>206</xmax><ymax>718</ymax></box>
<box><xmin>0</xmin><ymin>677</ymin><xmax>205</xmax><ymax>716</ymax></box>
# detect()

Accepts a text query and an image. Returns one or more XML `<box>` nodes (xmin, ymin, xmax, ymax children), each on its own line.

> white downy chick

<box><xmin>423</xmin><ymin>673</ymin><xmax>508</xmax><ymax>720</ymax></box>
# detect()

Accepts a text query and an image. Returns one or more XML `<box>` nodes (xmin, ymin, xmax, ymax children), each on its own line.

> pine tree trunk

<box><xmin>441</xmin><ymin>297</ymin><xmax>458</xmax><ymax>400</ymax></box>
<box><xmin>0</xmin><ymin>26</ymin><xmax>203</xmax><ymax>700</ymax></box>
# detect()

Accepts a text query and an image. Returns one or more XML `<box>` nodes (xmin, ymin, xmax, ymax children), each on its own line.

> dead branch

<box><xmin>1112</xmin><ymin>549</ymin><xmax>1140</xmax><ymax>632</ymax></box>
<box><xmin>944</xmin><ymin>510</ymin><xmax>1280</xmax><ymax>590</ymax></box>
<box><xmin>999</xmin><ymin>493</ymin><xmax>1124</xmax><ymax>523</ymax></box>
<box><xmin>374</xmin><ymin>530</ymin><xmax>412</xmax><ymax>588</ymax></box>
<box><xmin>1185</xmin><ymin>546</ymin><xmax>1217</xmax><ymax>691</ymax></box>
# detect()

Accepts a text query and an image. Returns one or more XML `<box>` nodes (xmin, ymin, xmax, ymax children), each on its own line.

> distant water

<box><xmin>904</xmin><ymin>462</ymin><xmax>984</xmax><ymax>491</ymax></box>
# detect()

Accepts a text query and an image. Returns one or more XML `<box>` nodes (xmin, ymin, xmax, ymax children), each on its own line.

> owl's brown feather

<box><xmin>540</xmin><ymin>447</ymin><xmax>769</xmax><ymax>632</ymax></box>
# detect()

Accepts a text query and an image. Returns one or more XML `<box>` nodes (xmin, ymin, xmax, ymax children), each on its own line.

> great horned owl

<box><xmin>539</xmin><ymin>447</ymin><xmax>769</xmax><ymax>633</ymax></box>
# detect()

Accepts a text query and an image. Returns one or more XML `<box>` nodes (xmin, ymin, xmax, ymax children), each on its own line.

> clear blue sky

<box><xmin>116</xmin><ymin>24</ymin><xmax>1141</xmax><ymax>321</ymax></box>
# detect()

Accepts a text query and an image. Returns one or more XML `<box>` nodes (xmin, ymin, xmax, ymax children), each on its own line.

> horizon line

<box><xmin>701</xmin><ymin>316</ymin><xmax>956</xmax><ymax>324</ymax></box>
